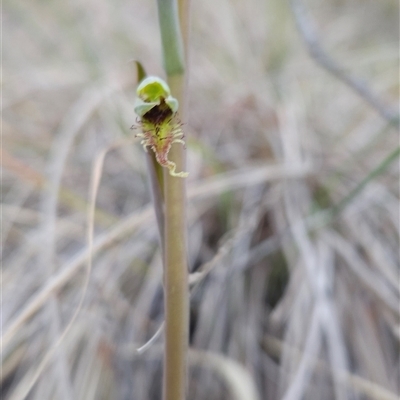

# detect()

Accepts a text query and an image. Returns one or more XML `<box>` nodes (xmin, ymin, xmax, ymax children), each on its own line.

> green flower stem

<box><xmin>163</xmin><ymin>75</ymin><xmax>188</xmax><ymax>400</ymax></box>
<box><xmin>156</xmin><ymin>1</ymin><xmax>190</xmax><ymax>400</ymax></box>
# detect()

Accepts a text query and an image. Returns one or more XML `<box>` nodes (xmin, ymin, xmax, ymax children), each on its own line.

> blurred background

<box><xmin>2</xmin><ymin>0</ymin><xmax>399</xmax><ymax>399</ymax></box>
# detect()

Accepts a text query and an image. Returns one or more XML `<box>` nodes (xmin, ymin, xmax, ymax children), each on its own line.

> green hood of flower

<box><xmin>134</xmin><ymin>76</ymin><xmax>179</xmax><ymax>118</ymax></box>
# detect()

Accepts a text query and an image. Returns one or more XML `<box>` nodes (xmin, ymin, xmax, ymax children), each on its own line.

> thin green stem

<box><xmin>157</xmin><ymin>0</ymin><xmax>185</xmax><ymax>76</ymax></box>
<box><xmin>332</xmin><ymin>145</ymin><xmax>400</xmax><ymax>215</ymax></box>
<box><xmin>163</xmin><ymin>140</ymin><xmax>188</xmax><ymax>400</ymax></box>
<box><xmin>157</xmin><ymin>1</ymin><xmax>190</xmax><ymax>400</ymax></box>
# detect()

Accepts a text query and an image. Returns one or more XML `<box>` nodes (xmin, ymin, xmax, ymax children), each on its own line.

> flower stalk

<box><xmin>156</xmin><ymin>1</ymin><xmax>190</xmax><ymax>400</ymax></box>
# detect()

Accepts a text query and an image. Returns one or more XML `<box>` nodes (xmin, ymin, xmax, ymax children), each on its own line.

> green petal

<box><xmin>134</xmin><ymin>98</ymin><xmax>159</xmax><ymax>117</ymax></box>
<box><xmin>165</xmin><ymin>96</ymin><xmax>179</xmax><ymax>113</ymax></box>
<box><xmin>136</xmin><ymin>76</ymin><xmax>171</xmax><ymax>102</ymax></box>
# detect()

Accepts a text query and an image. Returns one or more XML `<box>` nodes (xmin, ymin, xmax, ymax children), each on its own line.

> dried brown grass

<box><xmin>2</xmin><ymin>0</ymin><xmax>399</xmax><ymax>399</ymax></box>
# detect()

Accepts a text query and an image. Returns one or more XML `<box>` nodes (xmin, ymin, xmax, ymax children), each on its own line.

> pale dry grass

<box><xmin>2</xmin><ymin>0</ymin><xmax>399</xmax><ymax>399</ymax></box>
